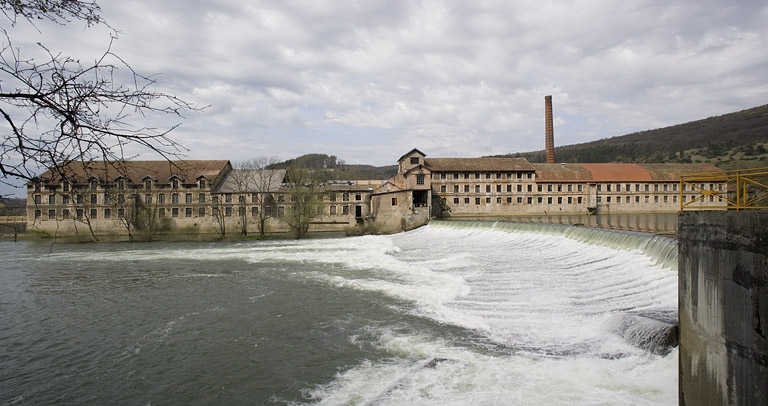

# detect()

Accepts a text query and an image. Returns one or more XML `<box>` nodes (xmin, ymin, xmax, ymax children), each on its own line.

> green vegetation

<box><xmin>269</xmin><ymin>153</ymin><xmax>397</xmax><ymax>180</ymax></box>
<box><xmin>503</xmin><ymin>104</ymin><xmax>768</xmax><ymax>169</ymax></box>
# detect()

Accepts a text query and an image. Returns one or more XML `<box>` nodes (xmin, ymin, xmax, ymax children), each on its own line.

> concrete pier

<box><xmin>678</xmin><ymin>211</ymin><xmax>768</xmax><ymax>406</ymax></box>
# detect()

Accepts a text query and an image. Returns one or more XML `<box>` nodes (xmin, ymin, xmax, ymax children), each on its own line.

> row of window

<box><xmin>33</xmin><ymin>191</ymin><xmax>368</xmax><ymax>206</ymax></box>
<box><xmin>34</xmin><ymin>203</ymin><xmax>366</xmax><ymax>221</ymax></box>
<box><xmin>437</xmin><ymin>182</ymin><xmax>724</xmax><ymax>194</ymax></box>
<box><xmin>433</xmin><ymin>172</ymin><xmax>535</xmax><ymax>180</ymax></box>
<box><xmin>33</xmin><ymin>178</ymin><xmax>208</xmax><ymax>193</ymax></box>
<box><xmin>447</xmin><ymin>194</ymin><xmax>723</xmax><ymax>206</ymax></box>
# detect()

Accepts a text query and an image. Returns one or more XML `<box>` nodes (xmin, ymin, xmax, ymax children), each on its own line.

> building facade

<box><xmin>26</xmin><ymin>149</ymin><xmax>727</xmax><ymax>238</ymax></box>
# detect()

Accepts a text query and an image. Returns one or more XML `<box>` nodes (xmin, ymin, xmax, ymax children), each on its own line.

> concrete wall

<box><xmin>678</xmin><ymin>211</ymin><xmax>768</xmax><ymax>406</ymax></box>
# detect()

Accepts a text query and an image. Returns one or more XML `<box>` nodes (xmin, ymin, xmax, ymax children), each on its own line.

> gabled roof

<box><xmin>397</xmin><ymin>148</ymin><xmax>427</xmax><ymax>163</ymax></box>
<box><xmin>425</xmin><ymin>157</ymin><xmax>535</xmax><ymax>172</ymax></box>
<box><xmin>34</xmin><ymin>160</ymin><xmax>231</xmax><ymax>186</ymax></box>
<box><xmin>217</xmin><ymin>169</ymin><xmax>286</xmax><ymax>193</ymax></box>
<box><xmin>534</xmin><ymin>162</ymin><xmax>724</xmax><ymax>182</ymax></box>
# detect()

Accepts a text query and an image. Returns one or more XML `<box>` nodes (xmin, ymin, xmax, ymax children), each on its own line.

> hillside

<box><xmin>502</xmin><ymin>104</ymin><xmax>768</xmax><ymax>170</ymax></box>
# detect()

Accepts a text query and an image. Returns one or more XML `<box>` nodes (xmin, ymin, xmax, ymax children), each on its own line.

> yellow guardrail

<box><xmin>680</xmin><ymin>167</ymin><xmax>768</xmax><ymax>211</ymax></box>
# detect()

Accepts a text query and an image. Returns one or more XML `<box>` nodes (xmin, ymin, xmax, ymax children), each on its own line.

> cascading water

<box><xmin>0</xmin><ymin>222</ymin><xmax>679</xmax><ymax>405</ymax></box>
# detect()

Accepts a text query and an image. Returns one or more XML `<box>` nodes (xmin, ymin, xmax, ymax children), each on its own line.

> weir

<box><xmin>429</xmin><ymin>219</ymin><xmax>679</xmax><ymax>270</ymax></box>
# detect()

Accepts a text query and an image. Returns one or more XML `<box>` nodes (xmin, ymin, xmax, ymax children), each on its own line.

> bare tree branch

<box><xmin>0</xmin><ymin>0</ymin><xmax>202</xmax><ymax>187</ymax></box>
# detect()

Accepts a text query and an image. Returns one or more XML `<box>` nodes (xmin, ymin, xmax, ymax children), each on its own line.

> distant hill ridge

<box><xmin>499</xmin><ymin>103</ymin><xmax>768</xmax><ymax>169</ymax></box>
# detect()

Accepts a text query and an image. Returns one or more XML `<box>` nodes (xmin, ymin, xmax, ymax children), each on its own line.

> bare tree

<box><xmin>0</xmin><ymin>0</ymin><xmax>199</xmax><ymax>186</ymax></box>
<box><xmin>249</xmin><ymin>157</ymin><xmax>281</xmax><ymax>238</ymax></box>
<box><xmin>283</xmin><ymin>167</ymin><xmax>324</xmax><ymax>239</ymax></box>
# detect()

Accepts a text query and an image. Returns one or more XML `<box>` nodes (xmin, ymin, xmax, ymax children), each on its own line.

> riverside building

<box><xmin>26</xmin><ymin>149</ymin><xmax>725</xmax><ymax>237</ymax></box>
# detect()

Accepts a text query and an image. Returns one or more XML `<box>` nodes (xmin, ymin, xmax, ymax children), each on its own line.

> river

<box><xmin>0</xmin><ymin>221</ymin><xmax>678</xmax><ymax>405</ymax></box>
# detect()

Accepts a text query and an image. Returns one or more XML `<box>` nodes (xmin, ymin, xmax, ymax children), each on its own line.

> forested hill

<box><xmin>500</xmin><ymin>104</ymin><xmax>768</xmax><ymax>169</ymax></box>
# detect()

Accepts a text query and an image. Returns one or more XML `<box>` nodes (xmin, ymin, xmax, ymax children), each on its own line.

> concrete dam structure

<box><xmin>679</xmin><ymin>211</ymin><xmax>768</xmax><ymax>406</ymax></box>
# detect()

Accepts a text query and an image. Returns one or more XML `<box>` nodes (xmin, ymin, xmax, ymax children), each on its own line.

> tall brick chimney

<box><xmin>544</xmin><ymin>95</ymin><xmax>555</xmax><ymax>163</ymax></box>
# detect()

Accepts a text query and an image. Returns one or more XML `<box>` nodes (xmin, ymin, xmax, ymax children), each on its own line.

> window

<box><xmin>62</xmin><ymin>195</ymin><xmax>70</xmax><ymax>204</ymax></box>
<box><xmin>464</xmin><ymin>173</ymin><xmax>470</xmax><ymax>179</ymax></box>
<box><xmin>199</xmin><ymin>193</ymin><xmax>206</xmax><ymax>203</ymax></box>
<box><xmin>410</xmin><ymin>157</ymin><xmax>419</xmax><ymax>165</ymax></box>
<box><xmin>186</xmin><ymin>193</ymin><xmax>193</xmax><ymax>204</ymax></box>
<box><xmin>199</xmin><ymin>179</ymin><xmax>206</xmax><ymax>189</ymax></box>
<box><xmin>441</xmin><ymin>185</ymin><xmax>446</xmax><ymax>193</ymax></box>
<box><xmin>557</xmin><ymin>185</ymin><xmax>562</xmax><ymax>192</ymax></box>
<box><xmin>238</xmin><ymin>195</ymin><xmax>245</xmax><ymax>203</ymax></box>
<box><xmin>145</xmin><ymin>180</ymin><xmax>152</xmax><ymax>190</ymax></box>
<box><xmin>342</xmin><ymin>192</ymin><xmax>350</xmax><ymax>201</ymax></box>
<box><xmin>145</xmin><ymin>194</ymin><xmax>152</xmax><ymax>204</ymax></box>
<box><xmin>34</xmin><ymin>209</ymin><xmax>41</xmax><ymax>219</ymax></box>
<box><xmin>172</xmin><ymin>208</ymin><xmax>179</xmax><ymax>217</ymax></box>
<box><xmin>62</xmin><ymin>209</ymin><xmax>70</xmax><ymax>219</ymax></box>
<box><xmin>342</xmin><ymin>205</ymin><xmax>349</xmax><ymax>215</ymax></box>
<box><xmin>225</xmin><ymin>207</ymin><xmax>232</xmax><ymax>217</ymax></box>
<box><xmin>547</xmin><ymin>197</ymin><xmax>553</xmax><ymax>204</ymax></box>
<box><xmin>568</xmin><ymin>197</ymin><xmax>573</xmax><ymax>204</ymax></box>
<box><xmin>172</xmin><ymin>179</ymin><xmax>179</xmax><ymax>189</ymax></box>
<box><xmin>475</xmin><ymin>173</ymin><xmax>480</xmax><ymax>179</ymax></box>
<box><xmin>172</xmin><ymin>193</ymin><xmax>179</xmax><ymax>204</ymax></box>
<box><xmin>186</xmin><ymin>208</ymin><xmax>193</xmax><ymax>217</ymax></box>
<box><xmin>496</xmin><ymin>197</ymin><xmax>502</xmax><ymax>204</ymax></box>
<box><xmin>225</xmin><ymin>194</ymin><xmax>232</xmax><ymax>203</ymax></box>
<box><xmin>440</xmin><ymin>173</ymin><xmax>446</xmax><ymax>180</ymax></box>
<box><xmin>48</xmin><ymin>195</ymin><xmax>55</xmax><ymax>204</ymax></box>
<box><xmin>104</xmin><ymin>209</ymin><xmax>111</xmax><ymax>219</ymax></box>
<box><xmin>158</xmin><ymin>208</ymin><xmax>165</xmax><ymax>217</ymax></box>
<box><xmin>486</xmin><ymin>185</ymin><xmax>491</xmax><ymax>193</ymax></box>
<box><xmin>557</xmin><ymin>197</ymin><xmax>563</xmax><ymax>204</ymax></box>
<box><xmin>416</xmin><ymin>174</ymin><xmax>425</xmax><ymax>185</ymax></box>
<box><xmin>528</xmin><ymin>185</ymin><xmax>533</xmax><ymax>192</ymax></box>
<box><xmin>577</xmin><ymin>197</ymin><xmax>583</xmax><ymax>204</ymax></box>
<box><xmin>464</xmin><ymin>185</ymin><xmax>470</xmax><ymax>193</ymax></box>
<box><xmin>454</xmin><ymin>185</ymin><xmax>459</xmax><ymax>193</ymax></box>
<box><xmin>496</xmin><ymin>185</ymin><xmax>502</xmax><ymax>193</ymax></box>
<box><xmin>330</xmin><ymin>205</ymin><xmax>337</xmax><ymax>215</ymax></box>
<box><xmin>454</xmin><ymin>198</ymin><xmax>459</xmax><ymax>204</ymax></box>
<box><xmin>329</xmin><ymin>193</ymin><xmax>337</xmax><ymax>202</ymax></box>
<box><xmin>90</xmin><ymin>209</ymin><xmax>97</xmax><ymax>219</ymax></box>
<box><xmin>475</xmin><ymin>185</ymin><xmax>481</xmax><ymax>193</ymax></box>
<box><xmin>48</xmin><ymin>209</ymin><xmax>55</xmax><ymax>219</ymax></box>
<box><xmin>355</xmin><ymin>193</ymin><xmax>362</xmax><ymax>201</ymax></box>
<box><xmin>391</xmin><ymin>197</ymin><xmax>398</xmax><ymax>206</ymax></box>
<box><xmin>77</xmin><ymin>194</ymin><xmax>84</xmax><ymax>204</ymax></box>
<box><xmin>212</xmin><ymin>196</ymin><xmax>219</xmax><ymax>205</ymax></box>
<box><xmin>103</xmin><ymin>194</ymin><xmax>111</xmax><ymax>204</ymax></box>
<box><xmin>63</xmin><ymin>182</ymin><xmax>70</xmax><ymax>192</ymax></box>
<box><xmin>90</xmin><ymin>194</ymin><xmax>97</xmax><ymax>204</ymax></box>
<box><xmin>117</xmin><ymin>208</ymin><xmax>125</xmax><ymax>219</ymax></box>
<box><xmin>199</xmin><ymin>207</ymin><xmax>206</xmax><ymax>217</ymax></box>
<box><xmin>475</xmin><ymin>198</ymin><xmax>481</xmax><ymax>205</ymax></box>
<box><xmin>486</xmin><ymin>197</ymin><xmax>491</xmax><ymax>204</ymax></box>
<box><xmin>507</xmin><ymin>197</ymin><xmax>512</xmax><ymax>204</ymax></box>
<box><xmin>117</xmin><ymin>180</ymin><xmax>125</xmax><ymax>190</ymax></box>
<box><xmin>577</xmin><ymin>184</ymin><xmax>583</xmax><ymax>192</ymax></box>
<box><xmin>464</xmin><ymin>198</ymin><xmax>470</xmax><ymax>204</ymax></box>
<box><xmin>158</xmin><ymin>193</ymin><xmax>166</xmax><ymax>204</ymax></box>
<box><xmin>507</xmin><ymin>185</ymin><xmax>513</xmax><ymax>193</ymax></box>
<box><xmin>90</xmin><ymin>180</ymin><xmax>98</xmax><ymax>190</ymax></box>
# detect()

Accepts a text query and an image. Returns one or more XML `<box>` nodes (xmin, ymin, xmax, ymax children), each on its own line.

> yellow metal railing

<box><xmin>680</xmin><ymin>167</ymin><xmax>768</xmax><ymax>211</ymax></box>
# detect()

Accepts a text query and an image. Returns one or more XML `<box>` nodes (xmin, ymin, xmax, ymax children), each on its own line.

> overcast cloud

<box><xmin>2</xmin><ymin>0</ymin><xmax>767</xmax><ymax>196</ymax></box>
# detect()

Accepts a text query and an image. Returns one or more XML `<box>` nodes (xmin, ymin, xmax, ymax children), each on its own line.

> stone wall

<box><xmin>678</xmin><ymin>210</ymin><xmax>768</xmax><ymax>406</ymax></box>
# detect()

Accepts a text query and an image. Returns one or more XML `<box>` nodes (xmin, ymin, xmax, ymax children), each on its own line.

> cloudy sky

<box><xmin>2</xmin><ymin>0</ymin><xmax>767</xmax><ymax>196</ymax></box>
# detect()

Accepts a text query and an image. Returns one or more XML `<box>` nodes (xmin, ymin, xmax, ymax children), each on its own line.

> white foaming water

<box><xmin>296</xmin><ymin>223</ymin><xmax>679</xmax><ymax>405</ymax></box>
<box><xmin>29</xmin><ymin>222</ymin><xmax>679</xmax><ymax>404</ymax></box>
